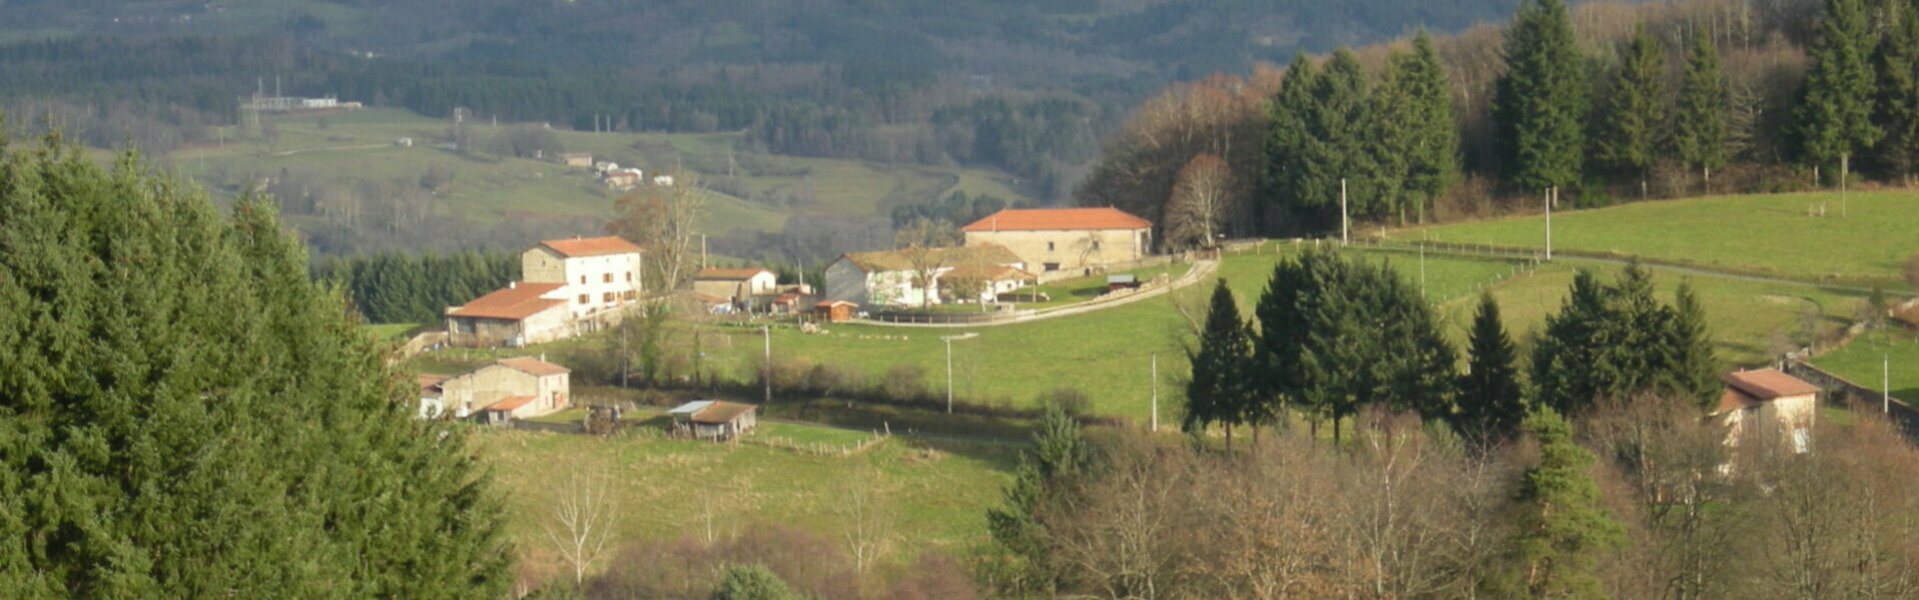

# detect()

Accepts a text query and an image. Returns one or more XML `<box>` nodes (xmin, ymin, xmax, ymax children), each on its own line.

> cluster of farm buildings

<box><xmin>412</xmin><ymin>203</ymin><xmax>1822</xmax><ymax>454</ymax></box>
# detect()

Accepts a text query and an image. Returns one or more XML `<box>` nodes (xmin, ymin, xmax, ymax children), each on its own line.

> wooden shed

<box><xmin>667</xmin><ymin>400</ymin><xmax>759</xmax><ymax>441</ymax></box>
<box><xmin>816</xmin><ymin>300</ymin><xmax>857</xmax><ymax>322</ymax></box>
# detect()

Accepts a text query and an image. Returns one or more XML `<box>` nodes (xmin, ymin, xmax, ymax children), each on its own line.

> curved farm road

<box><xmin>859</xmin><ymin>258</ymin><xmax>1219</xmax><ymax>328</ymax></box>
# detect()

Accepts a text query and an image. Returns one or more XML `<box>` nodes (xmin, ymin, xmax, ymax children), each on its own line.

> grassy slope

<box><xmin>474</xmin><ymin>429</ymin><xmax>1015</xmax><ymax>573</ymax></box>
<box><xmin>1814</xmin><ymin>328</ymin><xmax>1919</xmax><ymax>401</ymax></box>
<box><xmin>1391</xmin><ymin>191</ymin><xmax>1919</xmax><ymax>286</ymax></box>
<box><xmin>169</xmin><ymin>108</ymin><xmax>1034</xmax><ymax>239</ymax></box>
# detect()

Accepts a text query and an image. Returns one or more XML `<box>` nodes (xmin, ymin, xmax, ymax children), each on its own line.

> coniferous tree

<box><xmin>1255</xmin><ymin>250</ymin><xmax>1456</xmax><ymax>443</ymax></box>
<box><xmin>1499</xmin><ymin>408</ymin><xmax>1624</xmax><ymax>599</ymax></box>
<box><xmin>1874</xmin><ymin>0</ymin><xmax>1919</xmax><ymax>184</ymax></box>
<box><xmin>710</xmin><ymin>565</ymin><xmax>801</xmax><ymax>600</ymax></box>
<box><xmin>1494</xmin><ymin>0</ymin><xmax>1589</xmax><ymax>193</ymax></box>
<box><xmin>987</xmin><ymin>401</ymin><xmax>1091</xmax><ymax>593</ymax></box>
<box><xmin>1673</xmin><ymin>28</ymin><xmax>1731</xmax><ymax>187</ymax></box>
<box><xmin>1264</xmin><ymin>53</ymin><xmax>1320</xmax><ymax>232</ymax></box>
<box><xmin>1531</xmin><ymin>269</ymin><xmax>1612</xmax><ymax>415</ymax></box>
<box><xmin>1184</xmin><ymin>280</ymin><xmax>1255</xmax><ymax>449</ymax></box>
<box><xmin>1313</xmin><ymin>49</ymin><xmax>1385</xmax><ymax>220</ymax></box>
<box><xmin>1597</xmin><ymin>25</ymin><xmax>1667</xmax><ymax>197</ymax></box>
<box><xmin>1665</xmin><ymin>283</ymin><xmax>1721</xmax><ymax>409</ymax></box>
<box><xmin>1796</xmin><ymin>0</ymin><xmax>1882</xmax><ymax>185</ymax></box>
<box><xmin>0</xmin><ymin>137</ymin><xmax>509</xmax><ymax>597</ymax></box>
<box><xmin>1457</xmin><ymin>293</ymin><xmax>1526</xmax><ymax>443</ymax></box>
<box><xmin>1376</xmin><ymin>30</ymin><xmax>1461</xmax><ymax>224</ymax></box>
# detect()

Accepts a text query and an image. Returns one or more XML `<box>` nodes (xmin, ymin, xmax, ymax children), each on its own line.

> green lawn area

<box><xmin>1390</xmin><ymin>190</ymin><xmax>1919</xmax><ymax>286</ymax></box>
<box><xmin>1813</xmin><ymin>328</ymin><xmax>1919</xmax><ymax>402</ymax></box>
<box><xmin>361</xmin><ymin>322</ymin><xmax>420</xmax><ymax>341</ymax></box>
<box><xmin>1438</xmin><ymin>262</ymin><xmax>1869</xmax><ymax>367</ymax></box>
<box><xmin>1007</xmin><ymin>262</ymin><xmax>1196</xmax><ymax>309</ymax></box>
<box><xmin>472</xmin><ymin>429</ymin><xmax>1015</xmax><ymax>576</ymax></box>
<box><xmin>750</xmin><ymin>421</ymin><xmax>883</xmax><ymax>451</ymax></box>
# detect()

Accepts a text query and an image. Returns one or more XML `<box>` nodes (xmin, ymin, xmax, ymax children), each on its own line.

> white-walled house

<box><xmin>445</xmin><ymin>236</ymin><xmax>645</xmax><ymax>347</ymax></box>
<box><xmin>1715</xmin><ymin>369</ymin><xmax>1820</xmax><ymax>453</ymax></box>
<box><xmin>823</xmin><ymin>245</ymin><xmax>1024</xmax><ymax>309</ymax></box>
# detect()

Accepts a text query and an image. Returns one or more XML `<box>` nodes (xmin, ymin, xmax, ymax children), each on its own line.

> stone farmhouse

<box><xmin>1715</xmin><ymin>368</ymin><xmax>1819</xmax><ymax>453</ymax></box>
<box><xmin>421</xmin><ymin>356</ymin><xmax>571</xmax><ymax>423</ymax></box>
<box><xmin>961</xmin><ymin>207</ymin><xmax>1152</xmax><ymax>275</ymax></box>
<box><xmin>823</xmin><ymin>244</ymin><xmax>1027</xmax><ymax>309</ymax></box>
<box><xmin>444</xmin><ymin>236</ymin><xmax>644</xmax><ymax>347</ymax></box>
<box><xmin>692</xmin><ymin>267</ymin><xmax>778</xmax><ymax>303</ymax></box>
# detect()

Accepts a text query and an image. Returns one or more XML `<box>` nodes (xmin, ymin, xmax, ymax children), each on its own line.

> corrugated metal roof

<box><xmin>669</xmin><ymin>400</ymin><xmax>717</xmax><ymax>416</ymax></box>
<box><xmin>961</xmin><ymin>207</ymin><xmax>1151</xmax><ymax>232</ymax></box>
<box><xmin>692</xmin><ymin>401</ymin><xmax>756</xmax><ymax>424</ymax></box>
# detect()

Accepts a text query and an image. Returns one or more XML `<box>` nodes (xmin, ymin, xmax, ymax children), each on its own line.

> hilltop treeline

<box><xmin>311</xmin><ymin>251</ymin><xmax>520</xmax><ymax>325</ymax></box>
<box><xmin>1080</xmin><ymin>0</ymin><xmax>1919</xmax><ymax>242</ymax></box>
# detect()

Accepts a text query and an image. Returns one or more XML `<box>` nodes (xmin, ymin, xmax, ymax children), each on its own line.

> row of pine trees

<box><xmin>311</xmin><ymin>251</ymin><xmax>519</xmax><ymax>325</ymax></box>
<box><xmin>1185</xmin><ymin>251</ymin><xmax>1721</xmax><ymax>446</ymax></box>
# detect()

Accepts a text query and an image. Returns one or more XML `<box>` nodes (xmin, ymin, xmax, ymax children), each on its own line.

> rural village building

<box><xmin>430</xmin><ymin>356</ymin><xmax>571</xmax><ymax>423</ymax></box>
<box><xmin>823</xmin><ymin>244</ymin><xmax>1025</xmax><ymax>309</ymax></box>
<box><xmin>692</xmin><ymin>268</ymin><xmax>778</xmax><ymax>302</ymax></box>
<box><xmin>559</xmin><ymin>152</ymin><xmax>593</xmax><ymax>168</ymax></box>
<box><xmin>445</xmin><ymin>236</ymin><xmax>645</xmax><ymax>347</ymax></box>
<box><xmin>667</xmin><ymin>400</ymin><xmax>759</xmax><ymax>441</ymax></box>
<box><xmin>1715</xmin><ymin>369</ymin><xmax>1819</xmax><ymax>453</ymax></box>
<box><xmin>961</xmin><ymin>207</ymin><xmax>1152</xmax><ymax>274</ymax></box>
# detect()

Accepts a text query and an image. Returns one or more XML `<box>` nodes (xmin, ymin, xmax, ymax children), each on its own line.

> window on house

<box><xmin>626</xmin><ymin>272</ymin><xmax>633</xmax><ymax>282</ymax></box>
<box><xmin>603</xmin><ymin>273</ymin><xmax>612</xmax><ymax>283</ymax></box>
<box><xmin>578</xmin><ymin>294</ymin><xmax>589</xmax><ymax>305</ymax></box>
<box><xmin>579</xmin><ymin>275</ymin><xmax>586</xmax><ymax>284</ymax></box>
<box><xmin>1092</xmin><ymin>240</ymin><xmax>1101</xmax><ymax>250</ymax></box>
<box><xmin>603</xmin><ymin>292</ymin><xmax>615</xmax><ymax>303</ymax></box>
<box><xmin>1046</xmin><ymin>241</ymin><xmax>1055</xmax><ymax>251</ymax></box>
<box><xmin>1043</xmin><ymin>262</ymin><xmax>1060</xmax><ymax>272</ymax></box>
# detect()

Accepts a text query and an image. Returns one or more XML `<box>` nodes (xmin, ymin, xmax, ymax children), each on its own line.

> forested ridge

<box><xmin>1078</xmin><ymin>0</ymin><xmax>1919</xmax><ymax>245</ymax></box>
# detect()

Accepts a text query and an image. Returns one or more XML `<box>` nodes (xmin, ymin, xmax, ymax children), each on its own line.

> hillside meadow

<box><xmin>1391</xmin><ymin>190</ymin><xmax>1919</xmax><ymax>287</ymax></box>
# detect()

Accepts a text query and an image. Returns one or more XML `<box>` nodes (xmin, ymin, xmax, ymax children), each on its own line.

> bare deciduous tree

<box><xmin>838</xmin><ymin>468</ymin><xmax>895</xmax><ymax>574</ymax></box>
<box><xmin>544</xmin><ymin>469</ymin><xmax>620</xmax><ymax>586</ymax></box>
<box><xmin>608</xmin><ymin>171</ymin><xmax>705</xmax><ymax>291</ymax></box>
<box><xmin>895</xmin><ymin>218</ymin><xmax>959</xmax><ymax>309</ymax></box>
<box><xmin>1165</xmin><ymin>153</ymin><xmax>1231</xmax><ymax>250</ymax></box>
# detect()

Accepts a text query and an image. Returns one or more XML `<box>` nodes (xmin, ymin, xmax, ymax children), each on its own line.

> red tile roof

<box><xmin>539</xmin><ymin>236</ymin><xmax>644</xmax><ymax>257</ymax></box>
<box><xmin>483</xmin><ymin>396</ymin><xmax>537</xmax><ymax>412</ymax></box>
<box><xmin>498</xmin><ymin>356</ymin><xmax>570</xmax><ymax>377</ymax></box>
<box><xmin>446</xmin><ymin>283</ymin><xmax>567</xmax><ymax>320</ymax></box>
<box><xmin>961</xmin><ymin>207</ymin><xmax>1152</xmax><ymax>232</ymax></box>
<box><xmin>695</xmin><ymin>267</ymin><xmax>773</xmax><ymax>280</ymax></box>
<box><xmin>418</xmin><ymin>374</ymin><xmax>450</xmax><ymax>394</ymax></box>
<box><xmin>1722</xmin><ymin>369</ymin><xmax>1821</xmax><ymax>400</ymax></box>
<box><xmin>692</xmin><ymin>401</ymin><xmax>756</xmax><ymax>424</ymax></box>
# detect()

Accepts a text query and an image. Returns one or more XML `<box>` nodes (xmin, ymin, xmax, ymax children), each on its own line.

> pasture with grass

<box><xmin>1391</xmin><ymin>190</ymin><xmax>1919</xmax><ymax>286</ymax></box>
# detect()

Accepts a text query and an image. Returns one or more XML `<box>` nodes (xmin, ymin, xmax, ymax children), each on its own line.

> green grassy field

<box><xmin>1813</xmin><ymin>329</ymin><xmax>1919</xmax><ymax>402</ymax></box>
<box><xmin>360</xmin><ymin>322</ymin><xmax>420</xmax><ymax>340</ymax></box>
<box><xmin>473</xmin><ymin>429</ymin><xmax>1015</xmax><ymax>575</ymax></box>
<box><xmin>168</xmin><ymin>108</ymin><xmax>1034</xmax><ymax>240</ymax></box>
<box><xmin>1390</xmin><ymin>190</ymin><xmax>1919</xmax><ymax>286</ymax></box>
<box><xmin>1436</xmin><ymin>263</ymin><xmax>1869</xmax><ymax>367</ymax></box>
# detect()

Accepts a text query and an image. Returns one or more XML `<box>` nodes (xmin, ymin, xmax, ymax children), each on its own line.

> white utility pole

<box><xmin>701</xmin><ymin>234</ymin><xmax>709</xmax><ymax>270</ymax></box>
<box><xmin>1885</xmin><ymin>354</ymin><xmax>1892</xmax><ymax>415</ymax></box>
<box><xmin>1842</xmin><ymin>154</ymin><xmax>1851</xmax><ymax>218</ymax></box>
<box><xmin>1340</xmin><ymin>178</ymin><xmax>1350</xmax><ymax>245</ymax></box>
<box><xmin>762</xmin><ymin>325</ymin><xmax>772</xmax><ymax>404</ymax></box>
<box><xmin>1150</xmin><ymin>353</ymin><xmax>1160</xmax><ymax>432</ymax></box>
<box><xmin>1544</xmin><ymin>187</ymin><xmax>1554</xmax><ymax>261</ymax></box>
<box><xmin>940</xmin><ymin>333</ymin><xmax>979</xmax><ymax>414</ymax></box>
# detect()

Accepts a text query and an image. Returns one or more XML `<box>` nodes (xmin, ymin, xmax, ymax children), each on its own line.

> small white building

<box><xmin>823</xmin><ymin>245</ymin><xmax>1024</xmax><ymax>309</ymax></box>
<box><xmin>446</xmin><ymin>236</ymin><xmax>645</xmax><ymax>347</ymax></box>
<box><xmin>692</xmin><ymin>268</ymin><xmax>778</xmax><ymax>302</ymax></box>
<box><xmin>1715</xmin><ymin>369</ymin><xmax>1820</xmax><ymax>453</ymax></box>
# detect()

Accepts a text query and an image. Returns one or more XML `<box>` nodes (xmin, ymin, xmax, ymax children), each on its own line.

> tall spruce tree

<box><xmin>987</xmin><ymin>401</ymin><xmax>1091</xmax><ymax>593</ymax></box>
<box><xmin>1457</xmin><ymin>293</ymin><xmax>1526</xmax><ymax>443</ymax></box>
<box><xmin>1874</xmin><ymin>0</ymin><xmax>1919</xmax><ymax>184</ymax></box>
<box><xmin>1264</xmin><ymin>53</ymin><xmax>1321</xmax><ymax>231</ymax></box>
<box><xmin>1313</xmin><ymin>49</ymin><xmax>1384</xmax><ymax>220</ymax></box>
<box><xmin>1376</xmin><ymin>30</ymin><xmax>1461</xmax><ymax>224</ymax></box>
<box><xmin>0</xmin><ymin>137</ymin><xmax>508</xmax><ymax>597</ymax></box>
<box><xmin>1499</xmin><ymin>408</ymin><xmax>1624</xmax><ymax>599</ymax></box>
<box><xmin>1597</xmin><ymin>25</ymin><xmax>1668</xmax><ymax>197</ymax></box>
<box><xmin>1665</xmin><ymin>283</ymin><xmax>1722</xmax><ymax>409</ymax></box>
<box><xmin>1531</xmin><ymin>265</ymin><xmax>1718</xmax><ymax>415</ymax></box>
<box><xmin>1673</xmin><ymin>28</ymin><xmax>1731</xmax><ymax>187</ymax></box>
<box><xmin>1255</xmin><ymin>250</ymin><xmax>1456</xmax><ymax>443</ymax></box>
<box><xmin>1796</xmin><ymin>0</ymin><xmax>1882</xmax><ymax>185</ymax></box>
<box><xmin>1494</xmin><ymin>0</ymin><xmax>1590</xmax><ymax>193</ymax></box>
<box><xmin>1184</xmin><ymin>280</ymin><xmax>1255</xmax><ymax>449</ymax></box>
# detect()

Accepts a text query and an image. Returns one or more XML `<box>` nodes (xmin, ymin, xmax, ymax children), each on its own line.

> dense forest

<box><xmin>0</xmin><ymin>138</ymin><xmax>509</xmax><ymax>596</ymax></box>
<box><xmin>1076</xmin><ymin>0</ymin><xmax>1919</xmax><ymax>244</ymax></box>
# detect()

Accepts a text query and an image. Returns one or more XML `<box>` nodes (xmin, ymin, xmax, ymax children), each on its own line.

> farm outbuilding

<box><xmin>816</xmin><ymin>300</ymin><xmax>857</xmax><ymax>322</ymax></box>
<box><xmin>668</xmin><ymin>400</ymin><xmax>759</xmax><ymax>441</ymax></box>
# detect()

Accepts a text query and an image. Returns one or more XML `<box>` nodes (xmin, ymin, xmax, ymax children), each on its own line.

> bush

<box><xmin>1037</xmin><ymin>387</ymin><xmax>1092</xmax><ymax>417</ymax></box>
<box><xmin>878</xmin><ymin>364</ymin><xmax>931</xmax><ymax>404</ymax></box>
